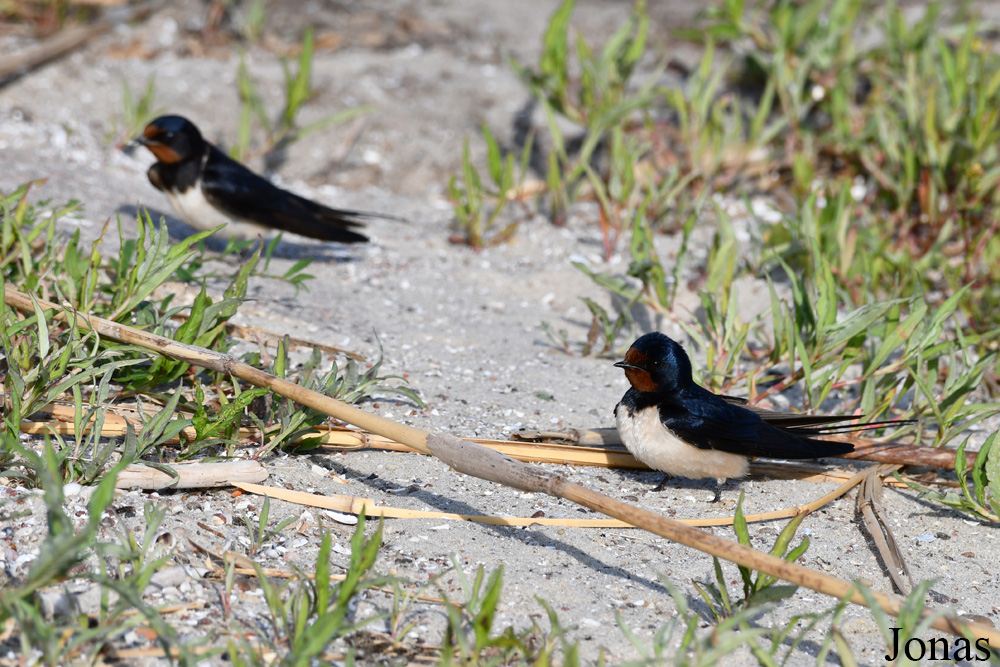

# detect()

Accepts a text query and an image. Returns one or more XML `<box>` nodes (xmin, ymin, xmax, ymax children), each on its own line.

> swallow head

<box><xmin>134</xmin><ymin>115</ymin><xmax>203</xmax><ymax>164</ymax></box>
<box><xmin>614</xmin><ymin>332</ymin><xmax>694</xmax><ymax>394</ymax></box>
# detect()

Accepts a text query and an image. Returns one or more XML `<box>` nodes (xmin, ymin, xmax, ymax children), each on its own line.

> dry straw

<box><xmin>5</xmin><ymin>285</ymin><xmax>997</xmax><ymax>647</ymax></box>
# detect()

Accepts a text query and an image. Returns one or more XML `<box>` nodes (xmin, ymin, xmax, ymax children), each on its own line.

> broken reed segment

<box><xmin>856</xmin><ymin>464</ymin><xmax>913</xmax><ymax>596</ymax></box>
<box><xmin>15</xmin><ymin>400</ymin><xmax>956</xmax><ymax>479</ymax></box>
<box><xmin>234</xmin><ymin>481</ymin><xmax>633</xmax><ymax>528</ymax></box>
<box><xmin>3</xmin><ymin>283</ymin><xmax>996</xmax><ymax>648</ymax></box>
<box><xmin>234</xmin><ymin>464</ymin><xmax>872</xmax><ymax>528</ymax></box>
<box><xmin>16</xmin><ymin>409</ymin><xmax>945</xmax><ymax>489</ymax></box>
<box><xmin>16</xmin><ymin>406</ymin><xmax>941</xmax><ymax>489</ymax></box>
<box><xmin>114</xmin><ymin>460</ymin><xmax>268</xmax><ymax>490</ymax></box>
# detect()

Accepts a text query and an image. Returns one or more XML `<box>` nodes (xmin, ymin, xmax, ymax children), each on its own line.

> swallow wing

<box><xmin>719</xmin><ymin>395</ymin><xmax>911</xmax><ymax>434</ymax></box>
<box><xmin>661</xmin><ymin>390</ymin><xmax>854</xmax><ymax>459</ymax></box>
<box><xmin>200</xmin><ymin>147</ymin><xmax>370</xmax><ymax>243</ymax></box>
<box><xmin>720</xmin><ymin>395</ymin><xmax>859</xmax><ymax>428</ymax></box>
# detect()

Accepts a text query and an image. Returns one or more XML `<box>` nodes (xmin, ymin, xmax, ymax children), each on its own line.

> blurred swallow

<box><xmin>614</xmin><ymin>332</ymin><xmax>901</xmax><ymax>501</ymax></box>
<box><xmin>132</xmin><ymin>115</ymin><xmax>396</xmax><ymax>243</ymax></box>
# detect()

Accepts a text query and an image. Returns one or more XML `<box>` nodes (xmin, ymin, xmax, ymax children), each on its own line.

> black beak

<box><xmin>614</xmin><ymin>360</ymin><xmax>641</xmax><ymax>371</ymax></box>
<box><xmin>122</xmin><ymin>135</ymin><xmax>151</xmax><ymax>153</ymax></box>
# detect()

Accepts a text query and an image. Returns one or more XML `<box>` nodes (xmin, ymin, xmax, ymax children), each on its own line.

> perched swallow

<box><xmin>133</xmin><ymin>115</ymin><xmax>392</xmax><ymax>243</ymax></box>
<box><xmin>614</xmin><ymin>332</ymin><xmax>896</xmax><ymax>501</ymax></box>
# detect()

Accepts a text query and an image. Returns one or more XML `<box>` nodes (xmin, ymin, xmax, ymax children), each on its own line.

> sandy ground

<box><xmin>1</xmin><ymin>1</ymin><xmax>999</xmax><ymax>664</ymax></box>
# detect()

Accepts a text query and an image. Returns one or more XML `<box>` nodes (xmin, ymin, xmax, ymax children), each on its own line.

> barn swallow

<box><xmin>614</xmin><ymin>332</ymin><xmax>901</xmax><ymax>501</ymax></box>
<box><xmin>132</xmin><ymin>115</ymin><xmax>395</xmax><ymax>243</ymax></box>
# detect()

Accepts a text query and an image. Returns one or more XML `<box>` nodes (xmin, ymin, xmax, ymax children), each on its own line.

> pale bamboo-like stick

<box><xmin>114</xmin><ymin>460</ymin><xmax>268</xmax><ymax>489</ymax></box>
<box><xmin>234</xmin><ymin>469</ymin><xmax>864</xmax><ymax>528</ymax></box>
<box><xmin>4</xmin><ymin>285</ymin><xmax>996</xmax><ymax>646</ymax></box>
<box><xmin>16</xmin><ymin>410</ymin><xmax>923</xmax><ymax>486</ymax></box>
<box><xmin>16</xmin><ymin>398</ymin><xmax>946</xmax><ymax>484</ymax></box>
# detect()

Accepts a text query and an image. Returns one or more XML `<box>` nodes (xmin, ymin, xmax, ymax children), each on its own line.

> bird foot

<box><xmin>709</xmin><ymin>479</ymin><xmax>724</xmax><ymax>503</ymax></box>
<box><xmin>652</xmin><ymin>474</ymin><xmax>673</xmax><ymax>492</ymax></box>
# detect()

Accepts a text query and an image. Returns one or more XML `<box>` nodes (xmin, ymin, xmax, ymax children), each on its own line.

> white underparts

<box><xmin>166</xmin><ymin>183</ymin><xmax>271</xmax><ymax>240</ymax></box>
<box><xmin>615</xmin><ymin>404</ymin><xmax>749</xmax><ymax>483</ymax></box>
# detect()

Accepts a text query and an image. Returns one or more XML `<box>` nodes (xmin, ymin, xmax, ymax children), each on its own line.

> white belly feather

<box><xmin>165</xmin><ymin>184</ymin><xmax>272</xmax><ymax>240</ymax></box>
<box><xmin>615</xmin><ymin>404</ymin><xmax>749</xmax><ymax>482</ymax></box>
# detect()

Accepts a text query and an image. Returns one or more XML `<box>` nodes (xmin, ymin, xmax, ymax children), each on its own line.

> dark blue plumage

<box><xmin>612</xmin><ymin>333</ymin><xmax>905</xmax><ymax>497</ymax></box>
<box><xmin>134</xmin><ymin>115</ymin><xmax>395</xmax><ymax>243</ymax></box>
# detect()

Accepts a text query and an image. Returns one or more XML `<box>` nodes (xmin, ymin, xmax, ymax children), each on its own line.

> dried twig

<box><xmin>0</xmin><ymin>23</ymin><xmax>107</xmax><ymax>80</ymax></box>
<box><xmin>0</xmin><ymin>1</ymin><xmax>160</xmax><ymax>81</ymax></box>
<box><xmin>16</xmin><ymin>400</ymin><xmax>948</xmax><ymax>483</ymax></box>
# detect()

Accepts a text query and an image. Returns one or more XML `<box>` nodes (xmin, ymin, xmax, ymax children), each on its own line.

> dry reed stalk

<box><xmin>234</xmin><ymin>470</ymin><xmax>864</xmax><ymax>528</ymax></box>
<box><xmin>114</xmin><ymin>460</ymin><xmax>268</xmax><ymax>489</ymax></box>
<box><xmin>14</xmin><ymin>410</ymin><xmax>932</xmax><ymax>487</ymax></box>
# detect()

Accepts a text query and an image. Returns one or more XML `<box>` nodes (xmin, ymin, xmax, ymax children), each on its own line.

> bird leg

<box><xmin>652</xmin><ymin>473</ymin><xmax>673</xmax><ymax>492</ymax></box>
<box><xmin>709</xmin><ymin>478</ymin><xmax>724</xmax><ymax>503</ymax></box>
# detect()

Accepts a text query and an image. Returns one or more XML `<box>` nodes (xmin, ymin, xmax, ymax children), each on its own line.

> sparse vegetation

<box><xmin>449</xmin><ymin>0</ymin><xmax>1000</xmax><ymax>659</ymax></box>
<box><xmin>483</xmin><ymin>0</ymin><xmax>1000</xmax><ymax>442</ymax></box>
<box><xmin>448</xmin><ymin>125</ymin><xmax>534</xmax><ymax>249</ymax></box>
<box><xmin>233</xmin><ymin>26</ymin><xmax>373</xmax><ymax>166</ymax></box>
<box><xmin>4</xmin><ymin>0</ymin><xmax>1000</xmax><ymax>663</ymax></box>
<box><xmin>0</xmin><ymin>185</ymin><xmax>425</xmax><ymax>661</ymax></box>
<box><xmin>108</xmin><ymin>74</ymin><xmax>163</xmax><ymax>149</ymax></box>
<box><xmin>1</xmin><ymin>182</ymin><xmax>420</xmax><ymax>470</ymax></box>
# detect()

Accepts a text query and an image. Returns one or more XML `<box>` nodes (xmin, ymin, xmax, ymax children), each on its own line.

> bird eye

<box><xmin>649</xmin><ymin>360</ymin><xmax>663</xmax><ymax>370</ymax></box>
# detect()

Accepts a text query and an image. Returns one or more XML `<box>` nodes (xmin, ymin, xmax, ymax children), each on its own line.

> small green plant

<box><xmin>693</xmin><ymin>1</ymin><xmax>1000</xmax><ymax>331</ymax></box>
<box><xmin>109</xmin><ymin>74</ymin><xmax>162</xmax><ymax>148</ymax></box>
<box><xmin>226</xmin><ymin>333</ymin><xmax>424</xmax><ymax>460</ymax></box>
<box><xmin>624</xmin><ymin>561</ymin><xmax>857</xmax><ymax>666</ymax></box>
<box><xmin>2</xmin><ymin>184</ymin><xmax>416</xmax><ymax>461</ymax></box>
<box><xmin>233</xmin><ymin>513</ymin><xmax>390</xmax><ymax>665</ymax></box>
<box><xmin>175</xmin><ymin>234</ymin><xmax>316</xmax><ymax>293</ymax></box>
<box><xmin>583</xmin><ymin>126</ymin><xmax>644</xmax><ymax>260</ymax></box>
<box><xmin>692</xmin><ymin>494</ymin><xmax>806</xmax><ymax>619</ymax></box>
<box><xmin>560</xmin><ymin>197</ymin><xmax>699</xmax><ymax>358</ymax></box>
<box><xmin>440</xmin><ymin>563</ymin><xmax>514</xmax><ymax>662</ymax></box>
<box><xmin>0</xmin><ymin>288</ymin><xmax>149</xmax><ymax>486</ymax></box>
<box><xmin>1</xmin><ymin>181</ymin><xmax>82</xmax><ymax>294</ymax></box>
<box><xmin>618</xmin><ymin>576</ymin><xmax>778</xmax><ymax>667</ymax></box>
<box><xmin>855</xmin><ymin>580</ymin><xmax>955</xmax><ymax>667</ymax></box>
<box><xmin>512</xmin><ymin>0</ymin><xmax>655</xmax><ymax>225</ymax></box>
<box><xmin>186</xmin><ymin>382</ymin><xmax>269</xmax><ymax>458</ymax></box>
<box><xmin>233</xmin><ymin>27</ymin><xmax>372</xmax><ymax>164</ymax></box>
<box><xmin>237</xmin><ymin>496</ymin><xmax>298</xmax><ymax>557</ymax></box>
<box><xmin>0</xmin><ymin>453</ymin><xmax>188</xmax><ymax>665</ymax></box>
<box><xmin>448</xmin><ymin>125</ymin><xmax>533</xmax><ymax>248</ymax></box>
<box><xmin>240</xmin><ymin>0</ymin><xmax>268</xmax><ymax>43</ymax></box>
<box><xmin>901</xmin><ymin>432</ymin><xmax>1000</xmax><ymax>523</ymax></box>
<box><xmin>661</xmin><ymin>39</ymin><xmax>786</xmax><ymax>187</ymax></box>
<box><xmin>0</xmin><ymin>199</ymin><xmax>425</xmax><ymax>657</ymax></box>
<box><xmin>436</xmin><ymin>558</ymin><xmax>581</xmax><ymax>665</ymax></box>
<box><xmin>761</xmin><ymin>241</ymin><xmax>999</xmax><ymax>432</ymax></box>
